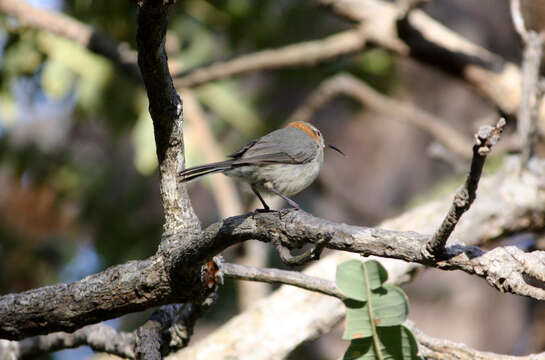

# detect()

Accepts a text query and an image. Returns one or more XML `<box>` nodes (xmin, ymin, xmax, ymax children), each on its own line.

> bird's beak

<box><xmin>327</xmin><ymin>143</ymin><xmax>345</xmax><ymax>156</ymax></box>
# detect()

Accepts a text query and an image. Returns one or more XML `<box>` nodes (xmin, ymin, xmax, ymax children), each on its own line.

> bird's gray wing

<box><xmin>231</xmin><ymin>127</ymin><xmax>318</xmax><ymax>165</ymax></box>
<box><xmin>232</xmin><ymin>151</ymin><xmax>311</xmax><ymax>165</ymax></box>
<box><xmin>228</xmin><ymin>139</ymin><xmax>258</xmax><ymax>158</ymax></box>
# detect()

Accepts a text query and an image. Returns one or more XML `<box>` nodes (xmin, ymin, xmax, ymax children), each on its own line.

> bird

<box><xmin>179</xmin><ymin>121</ymin><xmax>344</xmax><ymax>211</ymax></box>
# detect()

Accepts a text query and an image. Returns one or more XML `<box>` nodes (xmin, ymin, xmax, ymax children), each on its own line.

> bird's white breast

<box><xmin>225</xmin><ymin>151</ymin><xmax>323</xmax><ymax>197</ymax></box>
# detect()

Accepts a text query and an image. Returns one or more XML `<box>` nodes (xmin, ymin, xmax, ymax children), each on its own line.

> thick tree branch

<box><xmin>0</xmin><ymin>299</ymin><xmax>218</xmax><ymax>359</ymax></box>
<box><xmin>317</xmin><ymin>0</ymin><xmax>526</xmax><ymax>118</ymax></box>
<box><xmin>425</xmin><ymin>118</ymin><xmax>506</xmax><ymax>257</ymax></box>
<box><xmin>0</xmin><ymin>257</ymin><xmax>177</xmax><ymax>340</ymax></box>
<box><xmin>135</xmin><ymin>1</ymin><xmax>206</xmax><ymax>358</ymax></box>
<box><xmin>200</xmin><ymin>207</ymin><xmax>545</xmax><ymax>300</ymax></box>
<box><xmin>3</xmin><ymin>155</ymin><xmax>545</xmax><ymax>341</ymax></box>
<box><xmin>136</xmin><ymin>0</ymin><xmax>200</xmax><ymax>241</ymax></box>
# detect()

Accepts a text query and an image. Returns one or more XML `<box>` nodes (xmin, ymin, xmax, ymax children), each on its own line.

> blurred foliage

<box><xmin>0</xmin><ymin>0</ymin><xmax>397</xmax><ymax>341</ymax></box>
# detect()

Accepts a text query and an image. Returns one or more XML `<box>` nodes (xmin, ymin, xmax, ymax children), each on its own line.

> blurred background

<box><xmin>0</xmin><ymin>0</ymin><xmax>539</xmax><ymax>359</ymax></box>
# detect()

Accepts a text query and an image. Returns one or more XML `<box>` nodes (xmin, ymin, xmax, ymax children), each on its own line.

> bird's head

<box><xmin>287</xmin><ymin>121</ymin><xmax>344</xmax><ymax>155</ymax></box>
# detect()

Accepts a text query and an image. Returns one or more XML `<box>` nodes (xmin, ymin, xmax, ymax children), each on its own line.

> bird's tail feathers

<box><xmin>179</xmin><ymin>160</ymin><xmax>233</xmax><ymax>182</ymax></box>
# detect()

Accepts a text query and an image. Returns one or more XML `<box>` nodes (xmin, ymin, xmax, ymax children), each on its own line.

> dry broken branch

<box><xmin>425</xmin><ymin>118</ymin><xmax>506</xmax><ymax>257</ymax></box>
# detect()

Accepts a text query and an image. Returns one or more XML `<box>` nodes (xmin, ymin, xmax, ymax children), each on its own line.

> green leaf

<box><xmin>336</xmin><ymin>260</ymin><xmax>388</xmax><ymax>301</ymax></box>
<box><xmin>365</xmin><ymin>261</ymin><xmax>388</xmax><ymax>290</ymax></box>
<box><xmin>343</xmin><ymin>326</ymin><xmax>419</xmax><ymax>360</ymax></box>
<box><xmin>343</xmin><ymin>285</ymin><xmax>408</xmax><ymax>339</ymax></box>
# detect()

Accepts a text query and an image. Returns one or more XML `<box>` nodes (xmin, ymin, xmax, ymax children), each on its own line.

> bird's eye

<box><xmin>315</xmin><ymin>130</ymin><xmax>321</xmax><ymax>137</ymax></box>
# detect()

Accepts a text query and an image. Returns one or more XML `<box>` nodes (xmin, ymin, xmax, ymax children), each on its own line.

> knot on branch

<box><xmin>273</xmin><ymin>232</ymin><xmax>333</xmax><ymax>266</ymax></box>
<box><xmin>423</xmin><ymin>118</ymin><xmax>506</xmax><ymax>260</ymax></box>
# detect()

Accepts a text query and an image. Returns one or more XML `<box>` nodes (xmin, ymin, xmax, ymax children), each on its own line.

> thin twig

<box><xmin>222</xmin><ymin>262</ymin><xmax>344</xmax><ymax>299</ymax></box>
<box><xmin>424</xmin><ymin>118</ymin><xmax>506</xmax><ymax>258</ymax></box>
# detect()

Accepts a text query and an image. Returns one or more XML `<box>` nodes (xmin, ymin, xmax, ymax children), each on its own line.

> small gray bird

<box><xmin>179</xmin><ymin>121</ymin><xmax>343</xmax><ymax>211</ymax></box>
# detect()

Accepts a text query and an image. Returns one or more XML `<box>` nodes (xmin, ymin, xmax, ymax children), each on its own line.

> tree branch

<box><xmin>0</xmin><ymin>299</ymin><xmax>219</xmax><ymax>359</ymax></box>
<box><xmin>510</xmin><ymin>0</ymin><xmax>545</xmax><ymax>166</ymax></box>
<box><xmin>0</xmin><ymin>257</ymin><xmax>178</xmax><ymax>340</ymax></box>
<box><xmin>0</xmin><ymin>324</ymin><xmax>135</xmax><ymax>359</ymax></box>
<box><xmin>173</xmin><ymin>27</ymin><xmax>367</xmax><ymax>87</ymax></box>
<box><xmin>172</xmin><ymin>155</ymin><xmax>545</xmax><ymax>359</ymax></box>
<box><xmin>136</xmin><ymin>0</ymin><xmax>200</xmax><ymax>241</ymax></box>
<box><xmin>200</xmin><ymin>207</ymin><xmax>545</xmax><ymax>300</ymax></box>
<box><xmin>409</xmin><ymin>321</ymin><xmax>545</xmax><ymax>360</ymax></box>
<box><xmin>222</xmin><ymin>262</ymin><xmax>344</xmax><ymax>299</ymax></box>
<box><xmin>425</xmin><ymin>118</ymin><xmax>506</xmax><ymax>257</ymax></box>
<box><xmin>3</xmin><ymin>154</ymin><xmax>545</xmax><ymax>341</ymax></box>
<box><xmin>135</xmin><ymin>262</ymin><xmax>219</xmax><ymax>359</ymax></box>
<box><xmin>317</xmin><ymin>0</ymin><xmax>526</xmax><ymax>118</ymax></box>
<box><xmin>135</xmin><ymin>2</ymin><xmax>207</xmax><ymax>358</ymax></box>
